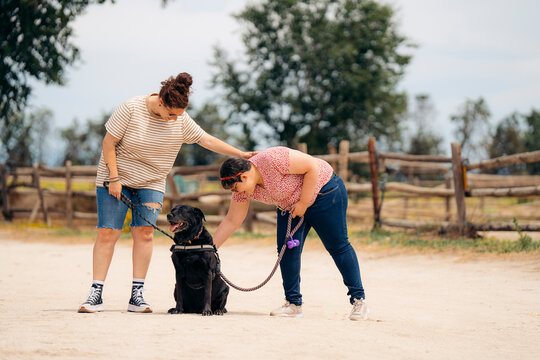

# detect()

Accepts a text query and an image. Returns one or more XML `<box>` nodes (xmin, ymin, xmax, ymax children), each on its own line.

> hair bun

<box><xmin>159</xmin><ymin>72</ymin><xmax>193</xmax><ymax>109</ymax></box>
<box><xmin>175</xmin><ymin>72</ymin><xmax>193</xmax><ymax>89</ymax></box>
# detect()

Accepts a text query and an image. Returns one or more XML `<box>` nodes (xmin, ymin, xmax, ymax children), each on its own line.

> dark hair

<box><xmin>220</xmin><ymin>158</ymin><xmax>252</xmax><ymax>189</ymax></box>
<box><xmin>159</xmin><ymin>72</ymin><xmax>193</xmax><ymax>109</ymax></box>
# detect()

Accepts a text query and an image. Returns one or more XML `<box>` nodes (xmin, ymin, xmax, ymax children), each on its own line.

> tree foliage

<box><xmin>211</xmin><ymin>0</ymin><xmax>412</xmax><ymax>153</ymax></box>
<box><xmin>59</xmin><ymin>114</ymin><xmax>108</xmax><ymax>166</ymax></box>
<box><xmin>174</xmin><ymin>103</ymin><xmax>230</xmax><ymax>166</ymax></box>
<box><xmin>407</xmin><ymin>94</ymin><xmax>443</xmax><ymax>155</ymax></box>
<box><xmin>0</xmin><ymin>0</ymin><xmax>112</xmax><ymax>121</ymax></box>
<box><xmin>450</xmin><ymin>97</ymin><xmax>491</xmax><ymax>160</ymax></box>
<box><xmin>487</xmin><ymin>113</ymin><xmax>524</xmax><ymax>174</ymax></box>
<box><xmin>0</xmin><ymin>107</ymin><xmax>52</xmax><ymax>166</ymax></box>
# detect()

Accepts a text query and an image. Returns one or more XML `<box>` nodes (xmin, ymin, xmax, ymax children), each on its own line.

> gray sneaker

<box><xmin>270</xmin><ymin>301</ymin><xmax>303</xmax><ymax>318</ymax></box>
<box><xmin>349</xmin><ymin>298</ymin><xmax>369</xmax><ymax>320</ymax></box>
<box><xmin>128</xmin><ymin>286</ymin><xmax>152</xmax><ymax>313</ymax></box>
<box><xmin>78</xmin><ymin>284</ymin><xmax>104</xmax><ymax>313</ymax></box>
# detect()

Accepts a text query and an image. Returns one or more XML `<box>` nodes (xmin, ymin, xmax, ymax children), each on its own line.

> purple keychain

<box><xmin>287</xmin><ymin>235</ymin><xmax>300</xmax><ymax>249</ymax></box>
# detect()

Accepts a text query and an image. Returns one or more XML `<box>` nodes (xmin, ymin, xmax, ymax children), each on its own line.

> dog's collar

<box><xmin>193</xmin><ymin>225</ymin><xmax>204</xmax><ymax>241</ymax></box>
<box><xmin>174</xmin><ymin>225</ymin><xmax>204</xmax><ymax>245</ymax></box>
<box><xmin>170</xmin><ymin>244</ymin><xmax>217</xmax><ymax>253</ymax></box>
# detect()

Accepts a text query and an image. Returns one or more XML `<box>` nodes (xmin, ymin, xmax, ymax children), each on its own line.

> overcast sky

<box><xmin>29</xmin><ymin>0</ymin><xmax>540</xmax><ymax>163</ymax></box>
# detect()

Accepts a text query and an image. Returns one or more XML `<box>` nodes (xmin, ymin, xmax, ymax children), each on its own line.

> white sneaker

<box><xmin>78</xmin><ymin>284</ymin><xmax>104</xmax><ymax>313</ymax></box>
<box><xmin>270</xmin><ymin>301</ymin><xmax>303</xmax><ymax>318</ymax></box>
<box><xmin>349</xmin><ymin>298</ymin><xmax>369</xmax><ymax>320</ymax></box>
<box><xmin>127</xmin><ymin>286</ymin><xmax>152</xmax><ymax>313</ymax></box>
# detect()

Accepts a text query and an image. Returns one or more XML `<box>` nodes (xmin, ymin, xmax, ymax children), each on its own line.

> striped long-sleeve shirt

<box><xmin>95</xmin><ymin>95</ymin><xmax>206</xmax><ymax>193</ymax></box>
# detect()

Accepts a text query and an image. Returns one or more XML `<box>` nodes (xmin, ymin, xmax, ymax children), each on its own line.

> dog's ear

<box><xmin>193</xmin><ymin>207</ymin><xmax>206</xmax><ymax>222</ymax></box>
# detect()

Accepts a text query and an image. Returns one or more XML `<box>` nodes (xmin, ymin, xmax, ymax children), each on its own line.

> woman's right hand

<box><xmin>108</xmin><ymin>181</ymin><xmax>122</xmax><ymax>200</ymax></box>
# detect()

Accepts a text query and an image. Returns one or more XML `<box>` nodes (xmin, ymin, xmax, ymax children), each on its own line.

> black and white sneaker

<box><xmin>78</xmin><ymin>284</ymin><xmax>104</xmax><ymax>313</ymax></box>
<box><xmin>128</xmin><ymin>286</ymin><xmax>152</xmax><ymax>313</ymax></box>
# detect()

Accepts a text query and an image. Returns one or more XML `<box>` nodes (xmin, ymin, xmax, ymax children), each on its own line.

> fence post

<box><xmin>167</xmin><ymin>170</ymin><xmax>180</xmax><ymax>205</ymax></box>
<box><xmin>451</xmin><ymin>143</ymin><xmax>467</xmax><ymax>235</ymax></box>
<box><xmin>65</xmin><ymin>161</ymin><xmax>73</xmax><ymax>227</ymax></box>
<box><xmin>368</xmin><ymin>138</ymin><xmax>380</xmax><ymax>228</ymax></box>
<box><xmin>338</xmin><ymin>140</ymin><xmax>349</xmax><ymax>181</ymax></box>
<box><xmin>0</xmin><ymin>163</ymin><xmax>11</xmax><ymax>220</ymax></box>
<box><xmin>445</xmin><ymin>175</ymin><xmax>452</xmax><ymax>221</ymax></box>
<box><xmin>328</xmin><ymin>143</ymin><xmax>337</xmax><ymax>172</ymax></box>
<box><xmin>298</xmin><ymin>143</ymin><xmax>307</xmax><ymax>153</ymax></box>
<box><xmin>244</xmin><ymin>206</ymin><xmax>254</xmax><ymax>232</ymax></box>
<box><xmin>31</xmin><ymin>163</ymin><xmax>50</xmax><ymax>226</ymax></box>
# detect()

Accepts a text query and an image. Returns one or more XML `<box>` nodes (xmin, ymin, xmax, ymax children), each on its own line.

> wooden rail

<box><xmin>467</xmin><ymin>150</ymin><xmax>540</xmax><ymax>170</ymax></box>
<box><xmin>1</xmin><ymin>139</ymin><xmax>539</xmax><ymax>235</ymax></box>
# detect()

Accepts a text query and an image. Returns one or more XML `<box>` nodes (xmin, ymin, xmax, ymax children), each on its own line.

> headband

<box><xmin>220</xmin><ymin>171</ymin><xmax>245</xmax><ymax>181</ymax></box>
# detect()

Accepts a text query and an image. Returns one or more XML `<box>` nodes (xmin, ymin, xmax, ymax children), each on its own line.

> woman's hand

<box><xmin>241</xmin><ymin>151</ymin><xmax>259</xmax><ymax>159</ymax></box>
<box><xmin>291</xmin><ymin>201</ymin><xmax>308</xmax><ymax>218</ymax></box>
<box><xmin>108</xmin><ymin>181</ymin><xmax>122</xmax><ymax>200</ymax></box>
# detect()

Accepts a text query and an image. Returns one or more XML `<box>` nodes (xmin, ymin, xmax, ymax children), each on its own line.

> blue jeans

<box><xmin>96</xmin><ymin>186</ymin><xmax>163</xmax><ymax>229</ymax></box>
<box><xmin>276</xmin><ymin>174</ymin><xmax>365</xmax><ymax>305</ymax></box>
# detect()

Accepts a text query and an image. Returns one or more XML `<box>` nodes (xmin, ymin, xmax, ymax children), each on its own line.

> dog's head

<box><xmin>167</xmin><ymin>204</ymin><xmax>206</xmax><ymax>243</ymax></box>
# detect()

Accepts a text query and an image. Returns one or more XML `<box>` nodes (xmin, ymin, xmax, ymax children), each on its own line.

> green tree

<box><xmin>522</xmin><ymin>109</ymin><xmax>540</xmax><ymax>174</ymax></box>
<box><xmin>0</xmin><ymin>107</ymin><xmax>52</xmax><ymax>166</ymax></box>
<box><xmin>1</xmin><ymin>0</ymin><xmax>170</xmax><ymax>165</ymax></box>
<box><xmin>59</xmin><ymin>113</ymin><xmax>108</xmax><ymax>166</ymax></box>
<box><xmin>450</xmin><ymin>97</ymin><xmax>491</xmax><ymax>160</ymax></box>
<box><xmin>0</xmin><ymin>1</ymin><xmax>112</xmax><ymax>121</ymax></box>
<box><xmin>211</xmin><ymin>0</ymin><xmax>412</xmax><ymax>153</ymax></box>
<box><xmin>407</xmin><ymin>94</ymin><xmax>443</xmax><ymax>155</ymax></box>
<box><xmin>487</xmin><ymin>113</ymin><xmax>524</xmax><ymax>174</ymax></box>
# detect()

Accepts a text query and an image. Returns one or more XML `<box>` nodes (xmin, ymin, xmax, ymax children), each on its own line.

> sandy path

<box><xmin>0</xmin><ymin>237</ymin><xmax>539</xmax><ymax>360</ymax></box>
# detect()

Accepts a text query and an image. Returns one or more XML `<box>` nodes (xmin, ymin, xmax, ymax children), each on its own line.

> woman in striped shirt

<box><xmin>79</xmin><ymin>72</ymin><xmax>254</xmax><ymax>313</ymax></box>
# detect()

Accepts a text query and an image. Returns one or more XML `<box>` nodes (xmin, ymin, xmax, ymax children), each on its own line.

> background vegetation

<box><xmin>1</xmin><ymin>0</ymin><xmax>538</xmax><ymax>174</ymax></box>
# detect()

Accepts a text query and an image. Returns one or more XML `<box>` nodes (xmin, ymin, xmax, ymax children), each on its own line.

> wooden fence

<box><xmin>1</xmin><ymin>139</ymin><xmax>539</xmax><ymax>235</ymax></box>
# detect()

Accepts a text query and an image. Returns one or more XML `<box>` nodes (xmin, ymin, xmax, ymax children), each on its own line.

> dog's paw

<box><xmin>213</xmin><ymin>309</ymin><xmax>224</xmax><ymax>316</ymax></box>
<box><xmin>202</xmin><ymin>309</ymin><xmax>213</xmax><ymax>316</ymax></box>
<box><xmin>168</xmin><ymin>308</ymin><xmax>183</xmax><ymax>314</ymax></box>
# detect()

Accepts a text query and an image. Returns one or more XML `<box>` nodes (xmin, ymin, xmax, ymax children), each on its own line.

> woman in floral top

<box><xmin>213</xmin><ymin>147</ymin><xmax>369</xmax><ymax>320</ymax></box>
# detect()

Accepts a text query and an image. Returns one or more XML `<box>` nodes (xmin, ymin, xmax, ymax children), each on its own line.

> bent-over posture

<box><xmin>213</xmin><ymin>146</ymin><xmax>369</xmax><ymax>320</ymax></box>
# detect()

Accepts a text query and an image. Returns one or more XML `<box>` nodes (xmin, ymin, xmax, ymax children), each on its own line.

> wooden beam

<box><xmin>31</xmin><ymin>163</ymin><xmax>50</xmax><ymax>226</ymax></box>
<box><xmin>368</xmin><ymin>138</ymin><xmax>380</xmax><ymax>227</ymax></box>
<box><xmin>382</xmin><ymin>218</ymin><xmax>450</xmax><ymax>230</ymax></box>
<box><xmin>467</xmin><ymin>150</ymin><xmax>540</xmax><ymax>170</ymax></box>
<box><xmin>451</xmin><ymin>143</ymin><xmax>467</xmax><ymax>235</ymax></box>
<box><xmin>338</xmin><ymin>140</ymin><xmax>350</xmax><ymax>181</ymax></box>
<box><xmin>471</xmin><ymin>222</ymin><xmax>540</xmax><ymax>231</ymax></box>
<box><xmin>0</xmin><ymin>163</ymin><xmax>11</xmax><ymax>220</ymax></box>
<box><xmin>378</xmin><ymin>152</ymin><xmax>452</xmax><ymax>163</ymax></box>
<box><xmin>385</xmin><ymin>182</ymin><xmax>454</xmax><ymax>197</ymax></box>
<box><xmin>469</xmin><ymin>185</ymin><xmax>540</xmax><ymax>197</ymax></box>
<box><xmin>467</xmin><ymin>174</ymin><xmax>540</xmax><ymax>188</ymax></box>
<box><xmin>65</xmin><ymin>160</ymin><xmax>73</xmax><ymax>228</ymax></box>
<box><xmin>345</xmin><ymin>183</ymin><xmax>372</xmax><ymax>194</ymax></box>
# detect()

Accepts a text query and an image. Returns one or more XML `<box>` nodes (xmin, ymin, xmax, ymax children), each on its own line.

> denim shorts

<box><xmin>96</xmin><ymin>186</ymin><xmax>164</xmax><ymax>229</ymax></box>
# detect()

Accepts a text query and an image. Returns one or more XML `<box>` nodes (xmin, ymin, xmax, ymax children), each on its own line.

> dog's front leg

<box><xmin>202</xmin><ymin>271</ymin><xmax>213</xmax><ymax>316</ymax></box>
<box><xmin>168</xmin><ymin>275</ymin><xmax>184</xmax><ymax>314</ymax></box>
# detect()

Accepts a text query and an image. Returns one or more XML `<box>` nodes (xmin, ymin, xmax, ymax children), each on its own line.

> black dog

<box><xmin>167</xmin><ymin>204</ymin><xmax>229</xmax><ymax>316</ymax></box>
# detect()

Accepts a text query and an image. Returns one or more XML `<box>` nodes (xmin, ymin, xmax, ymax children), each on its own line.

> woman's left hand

<box><xmin>241</xmin><ymin>151</ymin><xmax>259</xmax><ymax>159</ymax></box>
<box><xmin>291</xmin><ymin>202</ymin><xmax>308</xmax><ymax>218</ymax></box>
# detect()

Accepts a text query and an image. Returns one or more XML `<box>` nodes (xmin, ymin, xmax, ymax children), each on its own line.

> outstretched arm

<box><xmin>198</xmin><ymin>133</ymin><xmax>256</xmax><ymax>159</ymax></box>
<box><xmin>213</xmin><ymin>199</ymin><xmax>250</xmax><ymax>248</ymax></box>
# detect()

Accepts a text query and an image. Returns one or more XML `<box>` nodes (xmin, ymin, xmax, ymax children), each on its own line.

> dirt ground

<box><xmin>0</xmin><ymin>231</ymin><xmax>539</xmax><ymax>360</ymax></box>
